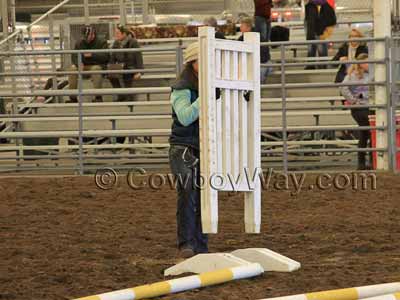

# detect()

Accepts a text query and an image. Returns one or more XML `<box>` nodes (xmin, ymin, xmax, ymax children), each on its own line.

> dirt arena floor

<box><xmin>1</xmin><ymin>172</ymin><xmax>400</xmax><ymax>300</ymax></box>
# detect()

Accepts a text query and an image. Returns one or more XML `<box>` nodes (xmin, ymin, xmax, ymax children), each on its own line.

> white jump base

<box><xmin>164</xmin><ymin>248</ymin><xmax>301</xmax><ymax>276</ymax></box>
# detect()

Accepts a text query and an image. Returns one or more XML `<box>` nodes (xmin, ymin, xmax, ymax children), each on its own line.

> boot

<box><xmin>357</xmin><ymin>153</ymin><xmax>367</xmax><ymax>170</ymax></box>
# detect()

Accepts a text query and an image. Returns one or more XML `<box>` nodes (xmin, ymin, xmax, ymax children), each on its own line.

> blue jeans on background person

<box><xmin>307</xmin><ymin>34</ymin><xmax>328</xmax><ymax>69</ymax></box>
<box><xmin>307</xmin><ymin>41</ymin><xmax>328</xmax><ymax>58</ymax></box>
<box><xmin>255</xmin><ymin>16</ymin><xmax>271</xmax><ymax>41</ymax></box>
<box><xmin>261</xmin><ymin>65</ymin><xmax>273</xmax><ymax>83</ymax></box>
<box><xmin>169</xmin><ymin>144</ymin><xmax>208</xmax><ymax>254</ymax></box>
<box><xmin>255</xmin><ymin>16</ymin><xmax>272</xmax><ymax>82</ymax></box>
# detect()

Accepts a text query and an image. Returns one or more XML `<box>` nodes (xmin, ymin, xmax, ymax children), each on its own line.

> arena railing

<box><xmin>0</xmin><ymin>37</ymin><xmax>398</xmax><ymax>174</ymax></box>
<box><xmin>261</xmin><ymin>36</ymin><xmax>396</xmax><ymax>173</ymax></box>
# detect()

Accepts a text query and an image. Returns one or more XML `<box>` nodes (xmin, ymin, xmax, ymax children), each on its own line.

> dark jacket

<box><xmin>72</xmin><ymin>37</ymin><xmax>109</xmax><ymax>66</ymax></box>
<box><xmin>169</xmin><ymin>66</ymin><xmax>199</xmax><ymax>150</ymax></box>
<box><xmin>110</xmin><ymin>36</ymin><xmax>144</xmax><ymax>74</ymax></box>
<box><xmin>333</xmin><ymin>43</ymin><xmax>368</xmax><ymax>83</ymax></box>
<box><xmin>254</xmin><ymin>0</ymin><xmax>273</xmax><ymax>20</ymax></box>
<box><xmin>305</xmin><ymin>2</ymin><xmax>337</xmax><ymax>39</ymax></box>
<box><xmin>238</xmin><ymin>33</ymin><xmax>270</xmax><ymax>63</ymax></box>
<box><xmin>215</xmin><ymin>31</ymin><xmax>226</xmax><ymax>39</ymax></box>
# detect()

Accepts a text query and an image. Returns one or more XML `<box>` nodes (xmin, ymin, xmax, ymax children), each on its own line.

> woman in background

<box><xmin>333</xmin><ymin>28</ymin><xmax>368</xmax><ymax>84</ymax></box>
<box><xmin>340</xmin><ymin>53</ymin><xmax>372</xmax><ymax>170</ymax></box>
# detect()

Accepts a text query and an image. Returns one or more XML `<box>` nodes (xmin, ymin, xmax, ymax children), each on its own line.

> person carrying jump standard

<box><xmin>168</xmin><ymin>42</ymin><xmax>211</xmax><ymax>258</ymax></box>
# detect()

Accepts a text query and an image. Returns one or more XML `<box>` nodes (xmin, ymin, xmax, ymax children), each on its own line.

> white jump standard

<box><xmin>199</xmin><ymin>26</ymin><xmax>262</xmax><ymax>234</ymax></box>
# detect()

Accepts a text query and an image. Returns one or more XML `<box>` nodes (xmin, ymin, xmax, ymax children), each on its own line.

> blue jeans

<box><xmin>255</xmin><ymin>16</ymin><xmax>271</xmax><ymax>41</ymax></box>
<box><xmin>260</xmin><ymin>66</ymin><xmax>272</xmax><ymax>83</ymax></box>
<box><xmin>307</xmin><ymin>35</ymin><xmax>328</xmax><ymax>58</ymax></box>
<box><xmin>169</xmin><ymin>144</ymin><xmax>208</xmax><ymax>253</ymax></box>
<box><xmin>255</xmin><ymin>16</ymin><xmax>272</xmax><ymax>79</ymax></box>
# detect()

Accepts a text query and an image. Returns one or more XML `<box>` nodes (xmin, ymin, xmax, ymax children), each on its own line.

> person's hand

<box><xmin>244</xmin><ymin>91</ymin><xmax>251</xmax><ymax>102</ymax></box>
<box><xmin>134</xmin><ymin>73</ymin><xmax>141</xmax><ymax>80</ymax></box>
<box><xmin>83</xmin><ymin>53</ymin><xmax>92</xmax><ymax>58</ymax></box>
<box><xmin>215</xmin><ymin>88</ymin><xmax>221</xmax><ymax>100</ymax></box>
<box><xmin>339</xmin><ymin>56</ymin><xmax>347</xmax><ymax>62</ymax></box>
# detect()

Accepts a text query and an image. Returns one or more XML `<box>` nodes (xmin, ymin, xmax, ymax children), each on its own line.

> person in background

<box><xmin>254</xmin><ymin>0</ymin><xmax>272</xmax><ymax>43</ymax></box>
<box><xmin>305</xmin><ymin>0</ymin><xmax>336</xmax><ymax>68</ymax></box>
<box><xmin>168</xmin><ymin>42</ymin><xmax>208</xmax><ymax>258</ymax></box>
<box><xmin>203</xmin><ymin>16</ymin><xmax>226</xmax><ymax>39</ymax></box>
<box><xmin>332</xmin><ymin>28</ymin><xmax>368</xmax><ymax>84</ymax></box>
<box><xmin>340</xmin><ymin>53</ymin><xmax>372</xmax><ymax>170</ymax></box>
<box><xmin>69</xmin><ymin>26</ymin><xmax>109</xmax><ymax>103</ymax></box>
<box><xmin>239</xmin><ymin>17</ymin><xmax>272</xmax><ymax>83</ymax></box>
<box><xmin>109</xmin><ymin>25</ymin><xmax>144</xmax><ymax>102</ymax></box>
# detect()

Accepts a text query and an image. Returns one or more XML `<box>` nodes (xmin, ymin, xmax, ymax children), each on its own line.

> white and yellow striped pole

<box><xmin>73</xmin><ymin>263</ymin><xmax>263</xmax><ymax>300</ymax></box>
<box><xmin>259</xmin><ymin>282</ymin><xmax>400</xmax><ymax>300</ymax></box>
<box><xmin>361</xmin><ymin>293</ymin><xmax>400</xmax><ymax>300</ymax></box>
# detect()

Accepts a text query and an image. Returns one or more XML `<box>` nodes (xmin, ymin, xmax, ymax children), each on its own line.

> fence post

<box><xmin>77</xmin><ymin>52</ymin><xmax>84</xmax><ymax>175</ymax></box>
<box><xmin>385</xmin><ymin>37</ymin><xmax>395</xmax><ymax>172</ymax></box>
<box><xmin>83</xmin><ymin>0</ymin><xmax>90</xmax><ymax>25</ymax></box>
<box><xmin>373</xmin><ymin>0</ymin><xmax>391</xmax><ymax>170</ymax></box>
<box><xmin>390</xmin><ymin>38</ymin><xmax>399</xmax><ymax>173</ymax></box>
<box><xmin>119</xmin><ymin>0</ymin><xmax>127</xmax><ymax>26</ymax></box>
<box><xmin>48</xmin><ymin>14</ymin><xmax>59</xmax><ymax>103</ymax></box>
<box><xmin>175</xmin><ymin>40</ymin><xmax>184</xmax><ymax>78</ymax></box>
<box><xmin>280</xmin><ymin>44</ymin><xmax>288</xmax><ymax>174</ymax></box>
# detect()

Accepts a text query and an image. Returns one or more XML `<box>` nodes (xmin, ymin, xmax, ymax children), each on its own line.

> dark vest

<box><xmin>169</xmin><ymin>70</ymin><xmax>199</xmax><ymax>150</ymax></box>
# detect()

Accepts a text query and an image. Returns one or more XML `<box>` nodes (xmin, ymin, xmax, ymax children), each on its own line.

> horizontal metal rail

<box><xmin>0</xmin><ymin>87</ymin><xmax>171</xmax><ymax>98</ymax></box>
<box><xmin>0</xmin><ymin>148</ymin><xmax>385</xmax><ymax>161</ymax></box>
<box><xmin>0</xmin><ymin>105</ymin><xmax>390</xmax><ymax>119</ymax></box>
<box><xmin>261</xmin><ymin>37</ymin><xmax>386</xmax><ymax>47</ymax></box>
<box><xmin>0</xmin><ymin>81</ymin><xmax>385</xmax><ymax>98</ymax></box>
<box><xmin>0</xmin><ymin>126</ymin><xmax>386</xmax><ymax>139</ymax></box>
<box><xmin>262</xmin><ymin>125</ymin><xmax>386</xmax><ymax>132</ymax></box>
<box><xmin>0</xmin><ymin>46</ymin><xmax>180</xmax><ymax>56</ymax></box>
<box><xmin>0</xmin><ymin>68</ymin><xmax>175</xmax><ymax>77</ymax></box>
<box><xmin>263</xmin><ymin>59</ymin><xmax>385</xmax><ymax>68</ymax></box>
<box><xmin>263</xmin><ymin>147</ymin><xmax>387</xmax><ymax>154</ymax></box>
<box><xmin>0</xmin><ymin>140</ymin><xmax>366</xmax><ymax>152</ymax></box>
<box><xmin>262</xmin><ymin>81</ymin><xmax>386</xmax><ymax>90</ymax></box>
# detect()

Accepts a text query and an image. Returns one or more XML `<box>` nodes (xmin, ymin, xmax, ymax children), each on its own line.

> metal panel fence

<box><xmin>0</xmin><ymin>36</ymin><xmax>398</xmax><ymax>175</ymax></box>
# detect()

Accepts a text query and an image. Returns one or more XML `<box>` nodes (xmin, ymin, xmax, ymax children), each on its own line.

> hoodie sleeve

<box><xmin>340</xmin><ymin>74</ymin><xmax>357</xmax><ymax>104</ymax></box>
<box><xmin>171</xmin><ymin>89</ymin><xmax>199</xmax><ymax>127</ymax></box>
<box><xmin>127</xmin><ymin>39</ymin><xmax>144</xmax><ymax>70</ymax></box>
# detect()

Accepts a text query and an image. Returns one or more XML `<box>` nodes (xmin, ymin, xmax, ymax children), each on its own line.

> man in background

<box><xmin>203</xmin><ymin>16</ymin><xmax>226</xmax><ymax>39</ymax></box>
<box><xmin>254</xmin><ymin>0</ymin><xmax>272</xmax><ymax>43</ymax></box>
<box><xmin>69</xmin><ymin>26</ymin><xmax>109</xmax><ymax>103</ymax></box>
<box><xmin>305</xmin><ymin>0</ymin><xmax>336</xmax><ymax>68</ymax></box>
<box><xmin>239</xmin><ymin>17</ymin><xmax>272</xmax><ymax>83</ymax></box>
